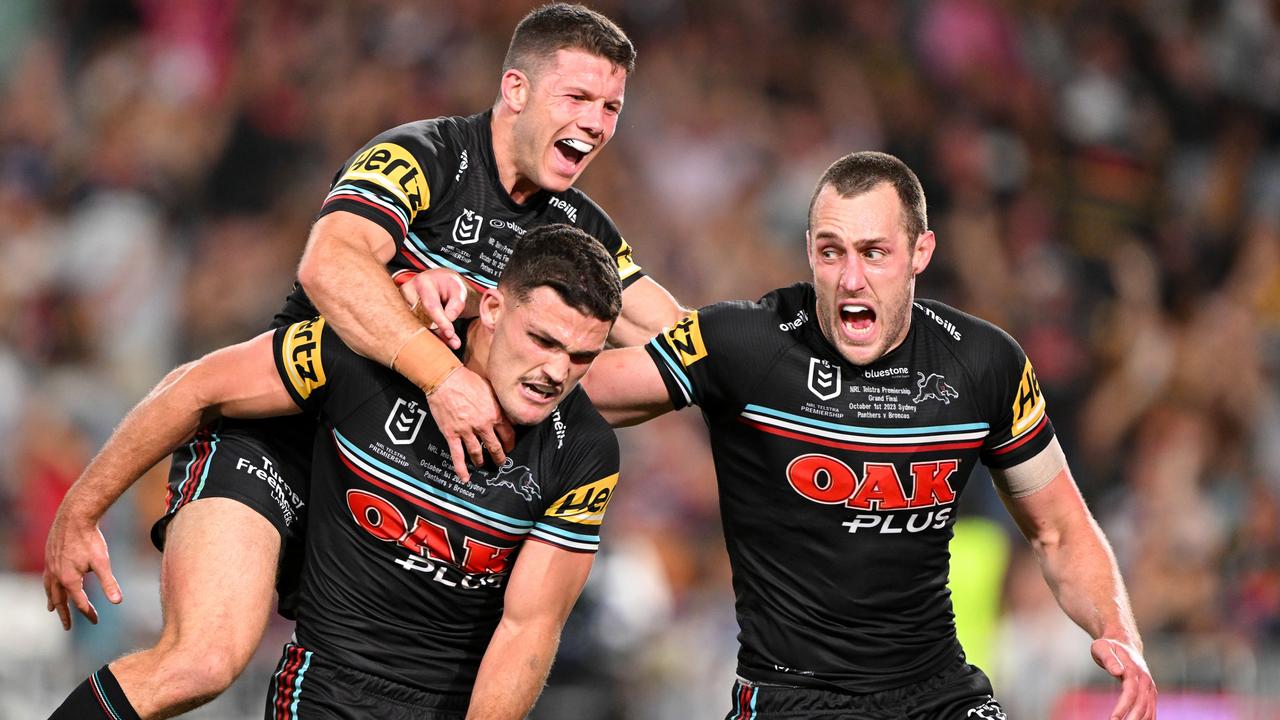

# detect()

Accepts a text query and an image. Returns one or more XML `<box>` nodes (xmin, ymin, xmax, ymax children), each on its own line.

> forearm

<box><xmin>609</xmin><ymin>277</ymin><xmax>686</xmax><ymax>347</ymax></box>
<box><xmin>59</xmin><ymin>364</ymin><xmax>213</xmax><ymax>521</ymax></box>
<box><xmin>466</xmin><ymin>618</ymin><xmax>561</xmax><ymax>720</ymax></box>
<box><xmin>297</xmin><ymin>215</ymin><xmax>422</xmax><ymax>368</ymax></box>
<box><xmin>1032</xmin><ymin>514</ymin><xmax>1142</xmax><ymax>649</ymax></box>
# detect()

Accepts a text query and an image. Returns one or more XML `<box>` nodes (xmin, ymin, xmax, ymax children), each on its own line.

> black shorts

<box><xmin>265</xmin><ymin>642</ymin><xmax>470</xmax><ymax>720</ymax></box>
<box><xmin>151</xmin><ymin>416</ymin><xmax>314</xmax><ymax>616</ymax></box>
<box><xmin>725</xmin><ymin>661</ymin><xmax>1004</xmax><ymax>720</ymax></box>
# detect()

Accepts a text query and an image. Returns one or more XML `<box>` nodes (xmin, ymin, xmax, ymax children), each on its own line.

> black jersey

<box><xmin>271</xmin><ymin>317</ymin><xmax>620</xmax><ymax>693</ymax></box>
<box><xmin>645</xmin><ymin>283</ymin><xmax>1055</xmax><ymax>694</ymax></box>
<box><xmin>274</xmin><ymin>111</ymin><xmax>644</xmax><ymax>326</ymax></box>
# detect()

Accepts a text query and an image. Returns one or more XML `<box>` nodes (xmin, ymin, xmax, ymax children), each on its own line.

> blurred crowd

<box><xmin>1</xmin><ymin>1</ymin><xmax>1278</xmax><ymax>718</ymax></box>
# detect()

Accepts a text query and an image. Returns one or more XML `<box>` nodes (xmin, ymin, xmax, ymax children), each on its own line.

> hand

<box><xmin>397</xmin><ymin>270</ymin><xmax>471</xmax><ymax>350</ymax></box>
<box><xmin>1091</xmin><ymin>637</ymin><xmax>1157</xmax><ymax>720</ymax></box>
<box><xmin>43</xmin><ymin>511</ymin><xmax>123</xmax><ymax>630</ymax></box>
<box><xmin>427</xmin><ymin>366</ymin><xmax>516</xmax><ymax>482</ymax></box>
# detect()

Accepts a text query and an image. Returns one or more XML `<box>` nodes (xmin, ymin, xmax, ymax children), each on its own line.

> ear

<box><xmin>805</xmin><ymin>229</ymin><xmax>816</xmax><ymax>271</ymax></box>
<box><xmin>499</xmin><ymin>69</ymin><xmax>531</xmax><ymax>114</ymax></box>
<box><xmin>911</xmin><ymin>230</ymin><xmax>936</xmax><ymax>277</ymax></box>
<box><xmin>479</xmin><ymin>288</ymin><xmax>504</xmax><ymax>331</ymax></box>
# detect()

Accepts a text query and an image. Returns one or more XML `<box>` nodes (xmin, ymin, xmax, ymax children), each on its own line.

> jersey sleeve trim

<box><xmin>646</xmin><ymin>336</ymin><xmax>693</xmax><ymax>407</ymax></box>
<box><xmin>321</xmin><ymin>185</ymin><xmax>409</xmax><ymax>237</ymax></box>
<box><xmin>528</xmin><ymin>523</ymin><xmax>600</xmax><ymax>552</ymax></box>
<box><xmin>523</xmin><ymin>535</ymin><xmax>597</xmax><ymax>554</ymax></box>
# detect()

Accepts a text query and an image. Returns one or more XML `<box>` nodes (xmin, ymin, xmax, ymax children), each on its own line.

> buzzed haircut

<box><xmin>502</xmin><ymin>3</ymin><xmax>636</xmax><ymax>78</ymax></box>
<box><xmin>808</xmin><ymin>151</ymin><xmax>929</xmax><ymax>240</ymax></box>
<box><xmin>499</xmin><ymin>224</ymin><xmax>622</xmax><ymax>322</ymax></box>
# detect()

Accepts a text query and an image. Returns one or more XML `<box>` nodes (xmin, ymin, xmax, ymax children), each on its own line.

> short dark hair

<box><xmin>502</xmin><ymin>3</ymin><xmax>636</xmax><ymax>78</ymax></box>
<box><xmin>500</xmin><ymin>224</ymin><xmax>622</xmax><ymax>322</ymax></box>
<box><xmin>808</xmin><ymin>151</ymin><xmax>928</xmax><ymax>240</ymax></box>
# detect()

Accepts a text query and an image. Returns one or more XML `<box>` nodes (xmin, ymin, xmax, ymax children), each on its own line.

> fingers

<box><xmin>446</xmin><ymin>435</ymin><xmax>470</xmax><ymax>483</ymax></box>
<box><xmin>70</xmin><ymin>585</ymin><xmax>100</xmax><ymax>625</ymax></box>
<box><xmin>92</xmin><ymin>554</ymin><xmax>123</xmax><ymax>604</ymax></box>
<box><xmin>495</xmin><ymin>418</ymin><xmax>516</xmax><ymax>453</ymax></box>
<box><xmin>462</xmin><ymin>431</ymin><xmax>486</xmax><ymax>469</ymax></box>
<box><xmin>478</xmin><ymin>427</ymin><xmax>508</xmax><ymax>467</ymax></box>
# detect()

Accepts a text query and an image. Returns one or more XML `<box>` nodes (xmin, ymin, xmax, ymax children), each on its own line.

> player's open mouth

<box><xmin>554</xmin><ymin>138</ymin><xmax>593</xmax><ymax>167</ymax></box>
<box><xmin>840</xmin><ymin>302</ymin><xmax>876</xmax><ymax>337</ymax></box>
<box><xmin>521</xmin><ymin>381</ymin><xmax>560</xmax><ymax>403</ymax></box>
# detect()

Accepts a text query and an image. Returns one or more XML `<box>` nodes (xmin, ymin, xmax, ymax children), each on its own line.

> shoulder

<box><xmin>557</xmin><ymin>387</ymin><xmax>617</xmax><ymax>449</ymax></box>
<box><xmin>911</xmin><ymin>299</ymin><xmax>1025</xmax><ymax>366</ymax></box>
<box><xmin>553</xmin><ymin>187</ymin><xmax>616</xmax><ymax>233</ymax></box>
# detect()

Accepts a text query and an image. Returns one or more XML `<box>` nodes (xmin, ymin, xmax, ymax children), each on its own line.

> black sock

<box><xmin>49</xmin><ymin>664</ymin><xmax>143</xmax><ymax>720</ymax></box>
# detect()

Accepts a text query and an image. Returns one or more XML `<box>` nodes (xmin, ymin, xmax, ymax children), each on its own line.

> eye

<box><xmin>819</xmin><ymin>247</ymin><xmax>840</xmax><ymax>260</ymax></box>
<box><xmin>604</xmin><ymin>103</ymin><xmax>621</xmax><ymax>115</ymax></box>
<box><xmin>531</xmin><ymin>333</ymin><xmax>556</xmax><ymax>349</ymax></box>
<box><xmin>863</xmin><ymin>248</ymin><xmax>886</xmax><ymax>261</ymax></box>
<box><xmin>570</xmin><ymin>351</ymin><xmax>599</xmax><ymax>365</ymax></box>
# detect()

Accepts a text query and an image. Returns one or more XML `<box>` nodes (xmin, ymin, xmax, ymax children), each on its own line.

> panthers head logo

<box><xmin>484</xmin><ymin>458</ymin><xmax>541</xmax><ymax>501</ymax></box>
<box><xmin>914</xmin><ymin>372</ymin><xmax>959</xmax><ymax>405</ymax></box>
<box><xmin>966</xmin><ymin>698</ymin><xmax>1006</xmax><ymax>720</ymax></box>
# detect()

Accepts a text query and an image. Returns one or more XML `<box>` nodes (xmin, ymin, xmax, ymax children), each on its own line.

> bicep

<box><xmin>998</xmin><ymin>463</ymin><xmax>1090</xmax><ymax>545</ymax></box>
<box><xmin>501</xmin><ymin>541</ymin><xmax>594</xmax><ymax>626</ymax></box>
<box><xmin>610</xmin><ymin>277</ymin><xmax>685</xmax><ymax>347</ymax></box>
<box><xmin>302</xmin><ymin>212</ymin><xmax>398</xmax><ymax>273</ymax></box>
<box><xmin>581</xmin><ymin>346</ymin><xmax>674</xmax><ymax>427</ymax></box>
<box><xmin>190</xmin><ymin>331</ymin><xmax>302</xmax><ymax>419</ymax></box>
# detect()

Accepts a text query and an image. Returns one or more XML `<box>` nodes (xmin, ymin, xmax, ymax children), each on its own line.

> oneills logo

<box><xmin>282</xmin><ymin>318</ymin><xmax>327</xmax><ymax>399</ymax></box>
<box><xmin>663</xmin><ymin>312</ymin><xmax>708</xmax><ymax>366</ymax></box>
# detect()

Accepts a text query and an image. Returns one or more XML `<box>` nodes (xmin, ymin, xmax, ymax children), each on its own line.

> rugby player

<box><xmin>581</xmin><ymin>152</ymin><xmax>1158</xmax><ymax>719</ymax></box>
<box><xmin>44</xmin><ymin>4</ymin><xmax>681</xmax><ymax>718</ymax></box>
<box><xmin>51</xmin><ymin>225</ymin><xmax>623</xmax><ymax>719</ymax></box>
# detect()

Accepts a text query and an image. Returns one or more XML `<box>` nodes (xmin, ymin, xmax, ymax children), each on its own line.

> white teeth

<box><xmin>841</xmin><ymin>304</ymin><xmax>869</xmax><ymax>313</ymax></box>
<box><xmin>561</xmin><ymin>138</ymin><xmax>593</xmax><ymax>153</ymax></box>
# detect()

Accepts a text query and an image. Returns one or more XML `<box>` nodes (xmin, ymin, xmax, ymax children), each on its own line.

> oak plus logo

<box><xmin>385</xmin><ymin>398</ymin><xmax>428</xmax><ymax>445</ymax></box>
<box><xmin>807</xmin><ymin>358</ymin><xmax>841</xmax><ymax>401</ymax></box>
<box><xmin>452</xmin><ymin>208</ymin><xmax>483</xmax><ymax>245</ymax></box>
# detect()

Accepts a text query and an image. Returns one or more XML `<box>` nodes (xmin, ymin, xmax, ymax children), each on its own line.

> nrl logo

<box><xmin>914</xmin><ymin>372</ymin><xmax>959</xmax><ymax>405</ymax></box>
<box><xmin>807</xmin><ymin>358</ymin><xmax>841</xmax><ymax>401</ymax></box>
<box><xmin>483</xmin><ymin>458</ymin><xmax>541</xmax><ymax>501</ymax></box>
<box><xmin>385</xmin><ymin>398</ymin><xmax>428</xmax><ymax>445</ymax></box>
<box><xmin>452</xmin><ymin>208</ymin><xmax>483</xmax><ymax>245</ymax></box>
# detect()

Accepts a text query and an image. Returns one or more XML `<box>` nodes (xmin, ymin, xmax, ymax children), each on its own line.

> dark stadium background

<box><xmin>1</xmin><ymin>1</ymin><xmax>1278</xmax><ymax>717</ymax></box>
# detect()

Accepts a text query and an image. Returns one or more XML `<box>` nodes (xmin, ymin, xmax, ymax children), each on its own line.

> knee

<box><xmin>154</xmin><ymin>636</ymin><xmax>251</xmax><ymax>702</ymax></box>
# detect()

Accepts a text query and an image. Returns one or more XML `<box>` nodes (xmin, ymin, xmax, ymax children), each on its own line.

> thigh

<box><xmin>159</xmin><ymin>496</ymin><xmax>281</xmax><ymax>661</ymax></box>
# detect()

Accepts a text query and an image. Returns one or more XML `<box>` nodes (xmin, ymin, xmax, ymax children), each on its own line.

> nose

<box><xmin>543</xmin><ymin>352</ymin><xmax>570</xmax><ymax>386</ymax></box>
<box><xmin>839</xmin><ymin>255</ymin><xmax>867</xmax><ymax>293</ymax></box>
<box><xmin>578</xmin><ymin>102</ymin><xmax>605</xmax><ymax>139</ymax></box>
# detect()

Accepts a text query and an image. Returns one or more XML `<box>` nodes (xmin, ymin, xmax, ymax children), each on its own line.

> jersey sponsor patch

<box><xmin>1010</xmin><ymin>358</ymin><xmax>1046</xmax><ymax>437</ymax></box>
<box><xmin>544</xmin><ymin>473</ymin><xmax>617</xmax><ymax>525</ymax></box>
<box><xmin>663</xmin><ymin>311</ymin><xmax>708</xmax><ymax>367</ymax></box>
<box><xmin>339</xmin><ymin>142</ymin><xmax>429</xmax><ymax>216</ymax></box>
<box><xmin>282</xmin><ymin>317</ymin><xmax>327</xmax><ymax>399</ymax></box>
<box><xmin>613</xmin><ymin>237</ymin><xmax>641</xmax><ymax>280</ymax></box>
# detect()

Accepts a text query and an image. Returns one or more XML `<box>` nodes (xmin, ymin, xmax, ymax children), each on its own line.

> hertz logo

<box><xmin>614</xmin><ymin>237</ymin><xmax>641</xmax><ymax>280</ymax></box>
<box><xmin>283</xmin><ymin>317</ymin><xmax>327</xmax><ymax>399</ymax></box>
<box><xmin>340</xmin><ymin>142</ymin><xmax>429</xmax><ymax>217</ymax></box>
<box><xmin>546</xmin><ymin>473</ymin><xmax>617</xmax><ymax>525</ymax></box>
<box><xmin>663</xmin><ymin>311</ymin><xmax>708</xmax><ymax>367</ymax></box>
<box><xmin>1010</xmin><ymin>358</ymin><xmax>1046</xmax><ymax>437</ymax></box>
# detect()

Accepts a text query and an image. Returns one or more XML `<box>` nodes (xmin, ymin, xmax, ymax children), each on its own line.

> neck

<box><xmin>489</xmin><ymin>106</ymin><xmax>541</xmax><ymax>205</ymax></box>
<box><xmin>462</xmin><ymin>320</ymin><xmax>491</xmax><ymax>379</ymax></box>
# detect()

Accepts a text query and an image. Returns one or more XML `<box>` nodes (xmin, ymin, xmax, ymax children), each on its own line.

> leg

<box><xmin>113</xmin><ymin>497</ymin><xmax>281</xmax><ymax>718</ymax></box>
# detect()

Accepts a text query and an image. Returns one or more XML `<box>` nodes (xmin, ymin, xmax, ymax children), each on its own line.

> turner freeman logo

<box><xmin>483</xmin><ymin>458</ymin><xmax>541</xmax><ymax>501</ymax></box>
<box><xmin>914</xmin><ymin>372</ymin><xmax>959</xmax><ymax>405</ymax></box>
<box><xmin>807</xmin><ymin>358</ymin><xmax>841</xmax><ymax>400</ymax></box>
<box><xmin>385</xmin><ymin>398</ymin><xmax>428</xmax><ymax>445</ymax></box>
<box><xmin>453</xmin><ymin>208</ymin><xmax>483</xmax><ymax>244</ymax></box>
